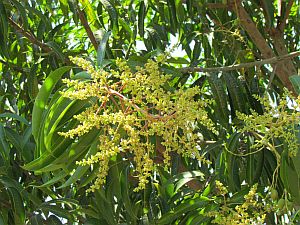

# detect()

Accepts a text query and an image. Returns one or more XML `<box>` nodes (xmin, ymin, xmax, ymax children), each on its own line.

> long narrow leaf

<box><xmin>97</xmin><ymin>31</ymin><xmax>111</xmax><ymax>68</ymax></box>
<box><xmin>32</xmin><ymin>66</ymin><xmax>71</xmax><ymax>140</ymax></box>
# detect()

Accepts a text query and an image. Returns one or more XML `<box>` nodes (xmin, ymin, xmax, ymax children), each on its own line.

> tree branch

<box><xmin>77</xmin><ymin>9</ymin><xmax>98</xmax><ymax>50</ymax></box>
<box><xmin>179</xmin><ymin>51</ymin><xmax>300</xmax><ymax>73</ymax></box>
<box><xmin>8</xmin><ymin>18</ymin><xmax>72</xmax><ymax>64</ymax></box>
<box><xmin>231</xmin><ymin>0</ymin><xmax>296</xmax><ymax>91</ymax></box>
<box><xmin>233</xmin><ymin>0</ymin><xmax>274</xmax><ymax>59</ymax></box>
<box><xmin>0</xmin><ymin>59</ymin><xmax>27</xmax><ymax>73</ymax></box>
<box><xmin>277</xmin><ymin>0</ymin><xmax>294</xmax><ymax>32</ymax></box>
<box><xmin>8</xmin><ymin>18</ymin><xmax>52</xmax><ymax>52</ymax></box>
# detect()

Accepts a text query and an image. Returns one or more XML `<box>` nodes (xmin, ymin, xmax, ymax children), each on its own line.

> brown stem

<box><xmin>108</xmin><ymin>88</ymin><xmax>176</xmax><ymax>121</ymax></box>
<box><xmin>233</xmin><ymin>0</ymin><xmax>274</xmax><ymax>59</ymax></box>
<box><xmin>109</xmin><ymin>95</ymin><xmax>120</xmax><ymax>111</ymax></box>
<box><xmin>8</xmin><ymin>18</ymin><xmax>52</xmax><ymax>52</ymax></box>
<box><xmin>179</xmin><ymin>51</ymin><xmax>300</xmax><ymax>73</ymax></box>
<box><xmin>277</xmin><ymin>0</ymin><xmax>294</xmax><ymax>32</ymax></box>
<box><xmin>8</xmin><ymin>18</ymin><xmax>72</xmax><ymax>64</ymax></box>
<box><xmin>77</xmin><ymin>9</ymin><xmax>98</xmax><ymax>50</ymax></box>
<box><xmin>232</xmin><ymin>0</ymin><xmax>296</xmax><ymax>92</ymax></box>
<box><xmin>269</xmin><ymin>29</ymin><xmax>297</xmax><ymax>88</ymax></box>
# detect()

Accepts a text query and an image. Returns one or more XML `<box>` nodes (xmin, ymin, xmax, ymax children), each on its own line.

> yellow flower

<box><xmin>60</xmin><ymin>56</ymin><xmax>215</xmax><ymax>192</ymax></box>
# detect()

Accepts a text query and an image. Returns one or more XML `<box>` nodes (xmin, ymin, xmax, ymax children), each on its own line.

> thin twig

<box><xmin>107</xmin><ymin>88</ymin><xmax>176</xmax><ymax>121</ymax></box>
<box><xmin>8</xmin><ymin>18</ymin><xmax>52</xmax><ymax>52</ymax></box>
<box><xmin>8</xmin><ymin>17</ymin><xmax>71</xmax><ymax>64</ymax></box>
<box><xmin>179</xmin><ymin>51</ymin><xmax>300</xmax><ymax>73</ymax></box>
<box><xmin>77</xmin><ymin>9</ymin><xmax>98</xmax><ymax>50</ymax></box>
<box><xmin>265</xmin><ymin>64</ymin><xmax>277</xmax><ymax>94</ymax></box>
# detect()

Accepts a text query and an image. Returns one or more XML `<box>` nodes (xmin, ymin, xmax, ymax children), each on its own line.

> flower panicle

<box><xmin>60</xmin><ymin>56</ymin><xmax>215</xmax><ymax>192</ymax></box>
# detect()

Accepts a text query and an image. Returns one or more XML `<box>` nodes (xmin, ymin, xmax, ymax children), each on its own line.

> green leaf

<box><xmin>68</xmin><ymin>1</ymin><xmax>79</xmax><ymax>24</ymax></box>
<box><xmin>0</xmin><ymin>175</ymin><xmax>24</xmax><ymax>192</ymax></box>
<box><xmin>223</xmin><ymin>73</ymin><xmax>247</xmax><ymax>114</ymax></box>
<box><xmin>79</xmin><ymin>0</ymin><xmax>100</xmax><ymax>28</ymax></box>
<box><xmin>32</xmin><ymin>66</ymin><xmax>71</xmax><ymax>140</ymax></box>
<box><xmin>290</xmin><ymin>75</ymin><xmax>300</xmax><ymax>95</ymax></box>
<box><xmin>0</xmin><ymin>2</ymin><xmax>9</xmax><ymax>58</ymax></box>
<box><xmin>46</xmin><ymin>215</ymin><xmax>63</xmax><ymax>225</ymax></box>
<box><xmin>23</xmin><ymin>135</ymin><xmax>71</xmax><ymax>171</ymax></box>
<box><xmin>71</xmin><ymin>71</ymin><xmax>91</xmax><ymax>80</ymax></box>
<box><xmin>280</xmin><ymin>155</ymin><xmax>300</xmax><ymax>204</ymax></box>
<box><xmin>96</xmin><ymin>31</ymin><xmax>111</xmax><ymax>68</ymax></box>
<box><xmin>208</xmin><ymin>73</ymin><xmax>229</xmax><ymax>127</ymax></box>
<box><xmin>0</xmin><ymin>212</ymin><xmax>7</xmax><ymax>225</ymax></box>
<box><xmin>37</xmin><ymin>171</ymin><xmax>68</xmax><ymax>187</ymax></box>
<box><xmin>24</xmin><ymin>4</ymin><xmax>51</xmax><ymax>29</ymax></box>
<box><xmin>138</xmin><ymin>1</ymin><xmax>146</xmax><ymax>37</ymax></box>
<box><xmin>58</xmin><ymin>140</ymin><xmax>98</xmax><ymax>188</ymax></box>
<box><xmin>94</xmin><ymin>189</ymin><xmax>117</xmax><ymax>225</ymax></box>
<box><xmin>29</xmin><ymin>214</ymin><xmax>45</xmax><ymax>225</ymax></box>
<box><xmin>0</xmin><ymin>113</ymin><xmax>29</xmax><ymax>125</ymax></box>
<box><xmin>119</xmin><ymin>18</ymin><xmax>133</xmax><ymax>39</ymax></box>
<box><xmin>0</xmin><ymin>124</ymin><xmax>9</xmax><ymax>162</ymax></box>
<box><xmin>120</xmin><ymin>166</ymin><xmax>137</xmax><ymax>222</ymax></box>
<box><xmin>163</xmin><ymin>171</ymin><xmax>205</xmax><ymax>194</ymax></box>
<box><xmin>167</xmin><ymin>0</ymin><xmax>178</xmax><ymax>33</ymax></box>
<box><xmin>37</xmin><ymin>19</ymin><xmax>46</xmax><ymax>40</ymax></box>
<box><xmin>246</xmin><ymin>154</ymin><xmax>254</xmax><ymax>186</ymax></box>
<box><xmin>43</xmin><ymin>96</ymin><xmax>75</xmax><ymax>150</ymax></box>
<box><xmin>39</xmin><ymin>204</ymin><xmax>74</xmax><ymax>221</ymax></box>
<box><xmin>192</xmin><ymin>41</ymin><xmax>201</xmax><ymax>63</ymax></box>
<box><xmin>100</xmin><ymin>0</ymin><xmax>118</xmax><ymax>35</ymax></box>
<box><xmin>157</xmin><ymin>196</ymin><xmax>211</xmax><ymax>225</ymax></box>
<box><xmin>28</xmin><ymin>67</ymin><xmax>39</xmax><ymax>100</ymax></box>
<box><xmin>24</xmin><ymin>126</ymin><xmax>99</xmax><ymax>172</ymax></box>
<box><xmin>175</xmin><ymin>0</ymin><xmax>185</xmax><ymax>24</ymax></box>
<box><xmin>46</xmin><ymin>41</ymin><xmax>65</xmax><ymax>61</ymax></box>
<box><xmin>5</xmin><ymin>127</ymin><xmax>22</xmax><ymax>152</ymax></box>
<box><xmin>10</xmin><ymin>0</ymin><xmax>28</xmax><ymax>30</ymax></box>
<box><xmin>226</xmin><ymin>132</ymin><xmax>242</xmax><ymax>191</ymax></box>
<box><xmin>253</xmin><ymin>150</ymin><xmax>264</xmax><ymax>184</ymax></box>
<box><xmin>7</xmin><ymin>187</ymin><xmax>25</xmax><ymax>224</ymax></box>
<box><xmin>58</xmin><ymin>0</ymin><xmax>69</xmax><ymax>17</ymax></box>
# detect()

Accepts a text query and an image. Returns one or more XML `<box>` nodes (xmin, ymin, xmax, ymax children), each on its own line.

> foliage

<box><xmin>0</xmin><ymin>0</ymin><xmax>299</xmax><ymax>224</ymax></box>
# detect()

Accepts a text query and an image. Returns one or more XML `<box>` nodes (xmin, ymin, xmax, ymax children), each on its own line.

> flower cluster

<box><xmin>210</xmin><ymin>182</ymin><xmax>271</xmax><ymax>225</ymax></box>
<box><xmin>59</xmin><ymin>56</ymin><xmax>215</xmax><ymax>192</ymax></box>
<box><xmin>215</xmin><ymin>180</ymin><xmax>228</xmax><ymax>196</ymax></box>
<box><xmin>236</xmin><ymin>92</ymin><xmax>300</xmax><ymax>157</ymax></box>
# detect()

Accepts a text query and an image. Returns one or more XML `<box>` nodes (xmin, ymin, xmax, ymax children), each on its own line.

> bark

<box><xmin>232</xmin><ymin>0</ymin><xmax>297</xmax><ymax>92</ymax></box>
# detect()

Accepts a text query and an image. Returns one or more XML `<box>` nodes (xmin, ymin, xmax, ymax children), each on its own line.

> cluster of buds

<box><xmin>59</xmin><ymin>56</ymin><xmax>215</xmax><ymax>192</ymax></box>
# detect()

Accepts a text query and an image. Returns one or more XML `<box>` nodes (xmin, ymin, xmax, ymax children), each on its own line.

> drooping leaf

<box><xmin>96</xmin><ymin>31</ymin><xmax>111</xmax><ymax>68</ymax></box>
<box><xmin>0</xmin><ymin>124</ymin><xmax>9</xmax><ymax>162</ymax></box>
<box><xmin>157</xmin><ymin>196</ymin><xmax>211</xmax><ymax>225</ymax></box>
<box><xmin>138</xmin><ymin>1</ymin><xmax>147</xmax><ymax>37</ymax></box>
<box><xmin>32</xmin><ymin>66</ymin><xmax>71</xmax><ymax>140</ymax></box>
<box><xmin>290</xmin><ymin>75</ymin><xmax>300</xmax><ymax>95</ymax></box>
<box><xmin>207</xmin><ymin>73</ymin><xmax>229</xmax><ymax>127</ymax></box>
<box><xmin>100</xmin><ymin>0</ymin><xmax>118</xmax><ymax>35</ymax></box>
